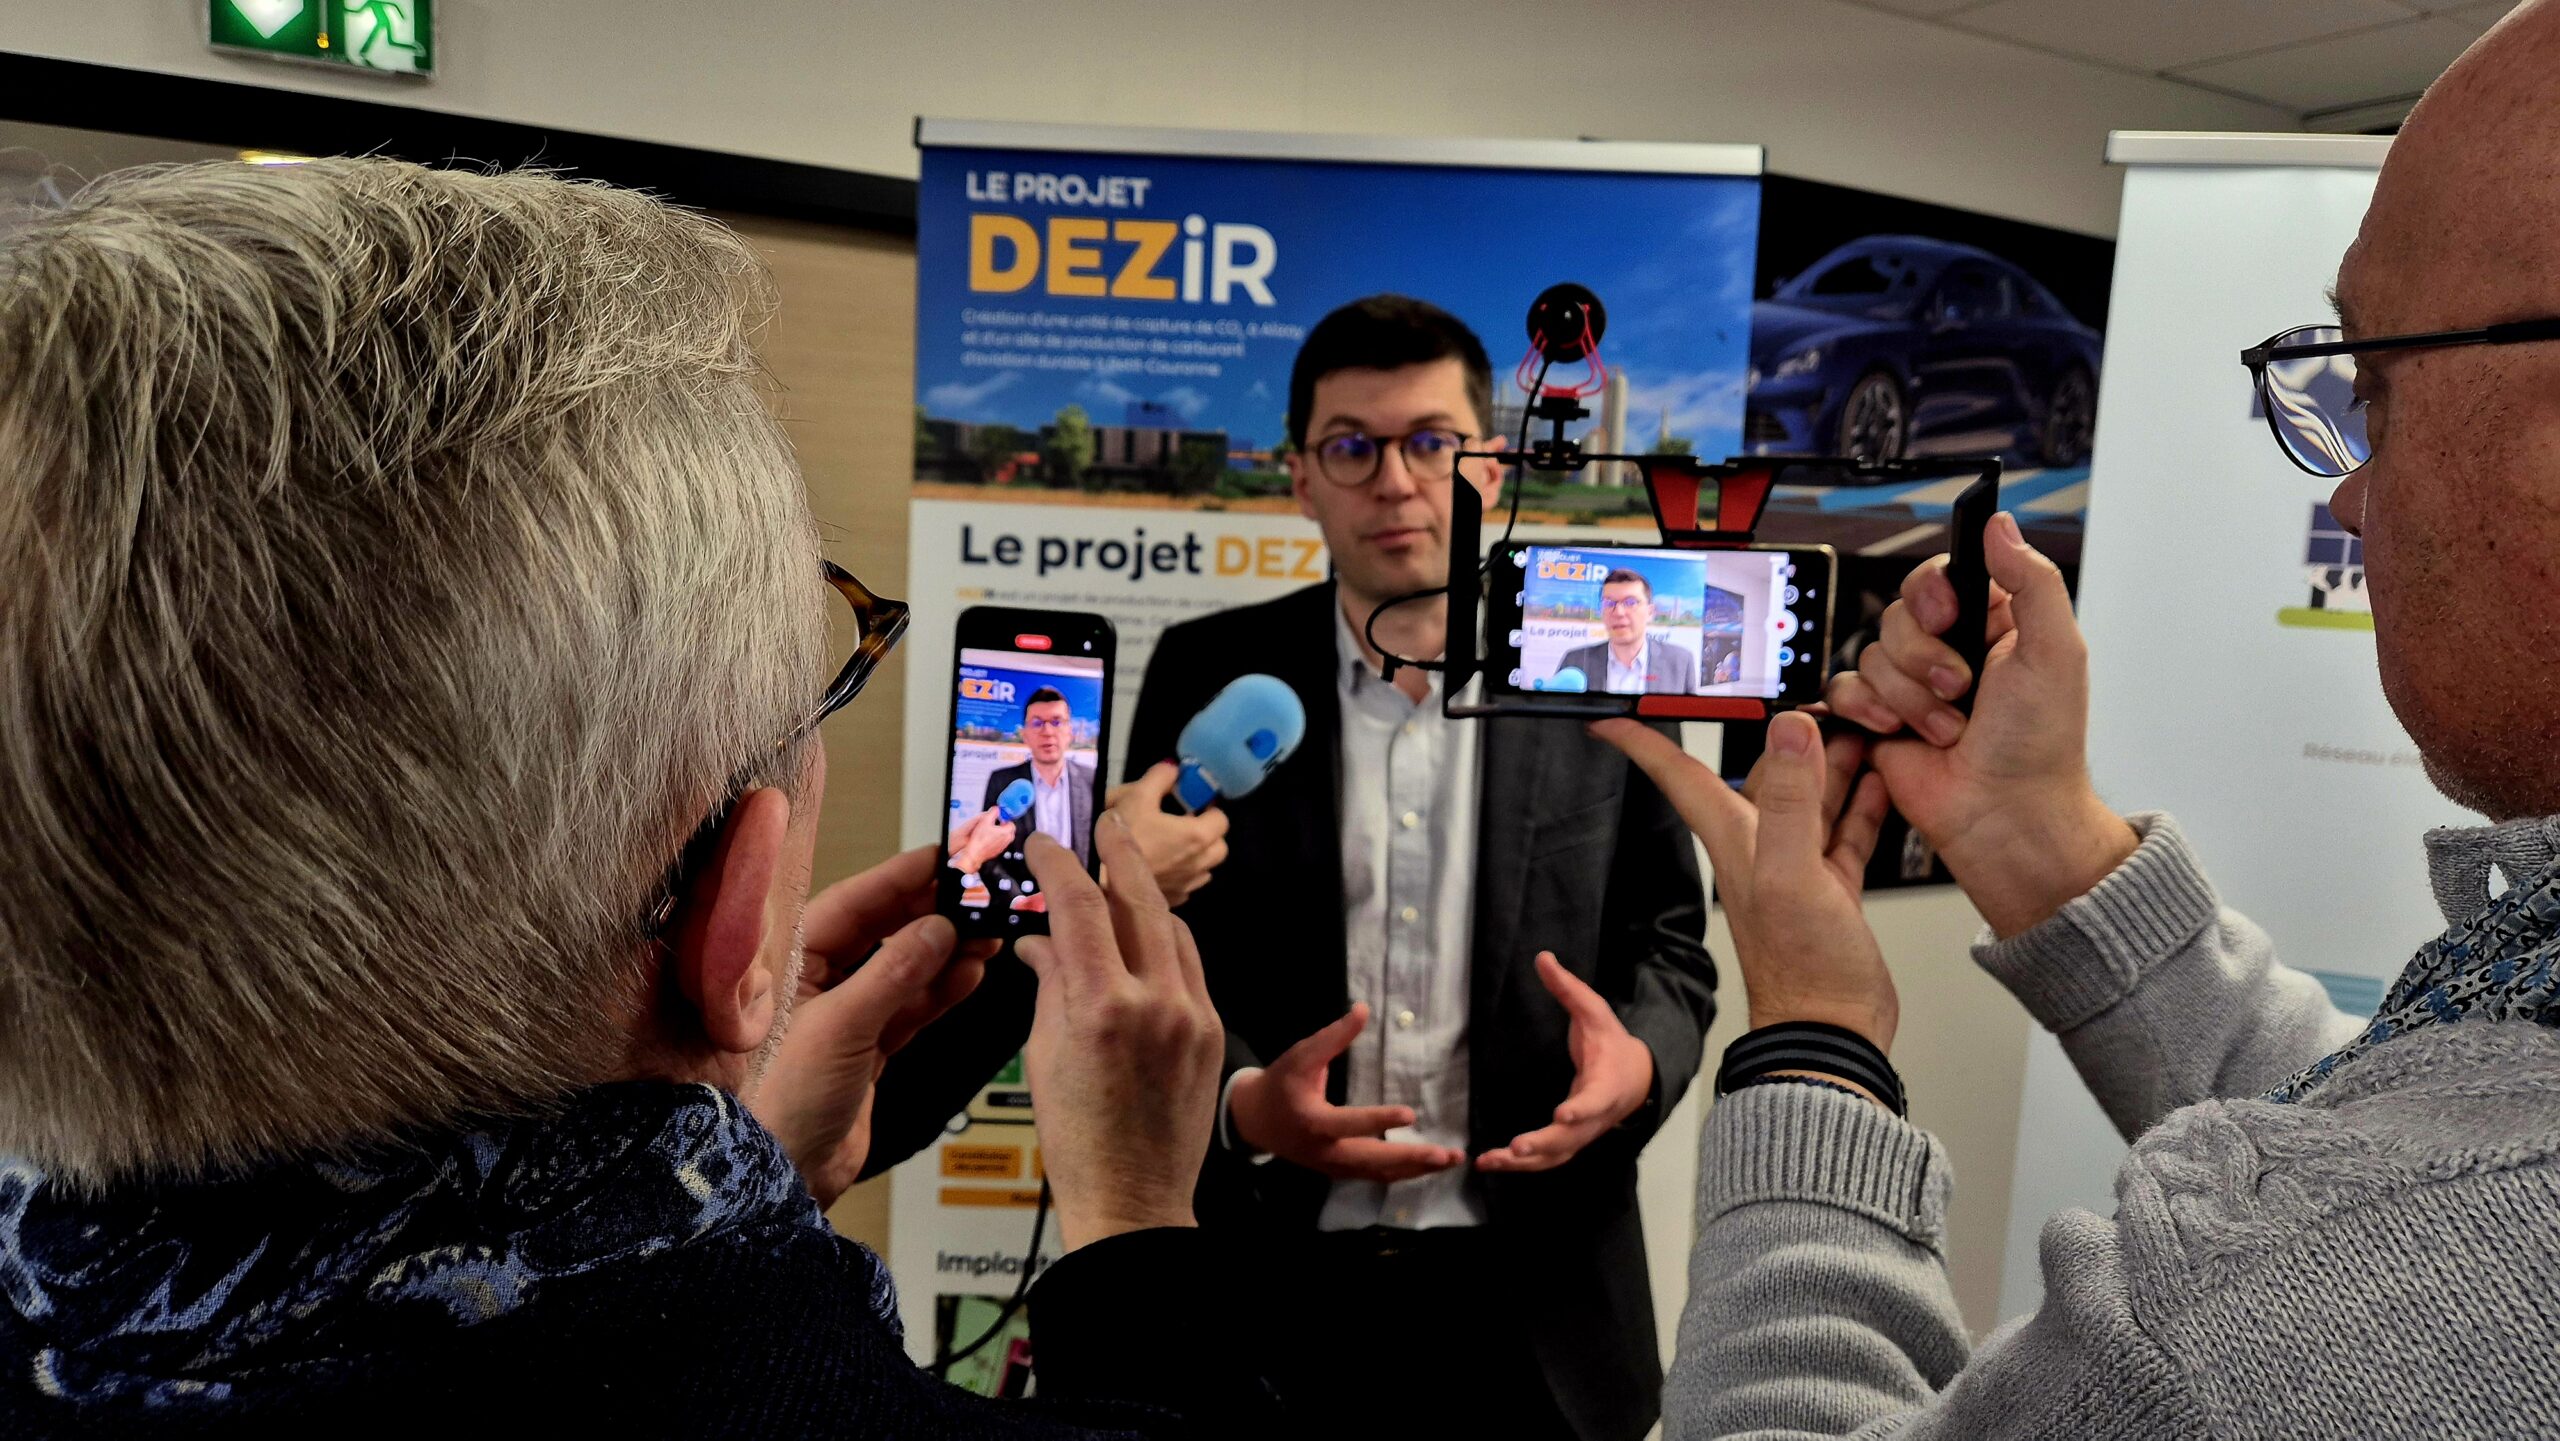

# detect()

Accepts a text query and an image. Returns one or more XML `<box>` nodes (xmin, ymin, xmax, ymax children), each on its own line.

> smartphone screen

<box><xmin>938</xmin><ymin>607</ymin><xmax>1116</xmax><ymax>937</ymax></box>
<box><xmin>1485</xmin><ymin>542</ymin><xmax>1836</xmax><ymax>708</ymax></box>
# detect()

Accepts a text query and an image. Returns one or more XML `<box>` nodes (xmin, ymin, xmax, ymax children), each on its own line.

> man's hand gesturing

<box><xmin>1475</xmin><ymin>954</ymin><xmax>1655</xmax><ymax>1173</ymax></box>
<box><xmin>1227</xmin><ymin>1006</ymin><xmax>1465</xmax><ymax>1182</ymax></box>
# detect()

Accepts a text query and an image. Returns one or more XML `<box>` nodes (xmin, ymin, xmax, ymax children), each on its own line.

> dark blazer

<box><xmin>981</xmin><ymin>757</ymin><xmax>1097</xmax><ymax>868</ymax></box>
<box><xmin>1558</xmin><ymin>637</ymin><xmax>1698</xmax><ymax>694</ymax></box>
<box><xmin>6</xmin><ymin>1218</ymin><xmax>1278</xmax><ymax>1440</ymax></box>
<box><xmin>1123</xmin><ymin>580</ymin><xmax>1716</xmax><ymax>1441</ymax></box>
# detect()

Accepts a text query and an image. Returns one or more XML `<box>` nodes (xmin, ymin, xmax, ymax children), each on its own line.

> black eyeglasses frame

<box><xmin>2240</xmin><ymin>317</ymin><xmax>2560</xmax><ymax>476</ymax></box>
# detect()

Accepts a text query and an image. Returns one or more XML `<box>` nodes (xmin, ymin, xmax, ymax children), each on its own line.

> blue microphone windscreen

<box><xmin>1541</xmin><ymin>666</ymin><xmax>1589</xmax><ymax>693</ymax></box>
<box><xmin>995</xmin><ymin>778</ymin><xmax>1036</xmax><ymax>823</ymax></box>
<box><xmin>1175</xmin><ymin>674</ymin><xmax>1307</xmax><ymax>804</ymax></box>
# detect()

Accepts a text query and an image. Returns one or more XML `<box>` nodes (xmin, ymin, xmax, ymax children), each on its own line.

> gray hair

<box><xmin>0</xmin><ymin>159</ymin><xmax>827</xmax><ymax>1188</ymax></box>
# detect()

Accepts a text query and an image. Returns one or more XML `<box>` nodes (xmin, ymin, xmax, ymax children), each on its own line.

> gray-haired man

<box><xmin>1599</xmin><ymin>6</ymin><xmax>2560</xmax><ymax>1436</ymax></box>
<box><xmin>0</xmin><ymin>158</ymin><xmax>1266</xmax><ymax>1435</ymax></box>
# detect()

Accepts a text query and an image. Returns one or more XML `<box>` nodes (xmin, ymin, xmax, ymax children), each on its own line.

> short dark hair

<box><xmin>1601</xmin><ymin>568</ymin><xmax>1652</xmax><ymax>599</ymax></box>
<box><xmin>1024</xmin><ymin>686</ymin><xmax>1068</xmax><ymax>711</ymax></box>
<box><xmin>1289</xmin><ymin>295</ymin><xmax>1494</xmax><ymax>447</ymax></box>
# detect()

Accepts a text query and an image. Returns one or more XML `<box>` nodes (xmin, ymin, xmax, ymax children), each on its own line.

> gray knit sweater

<box><xmin>1666</xmin><ymin>812</ymin><xmax>2560</xmax><ymax>1440</ymax></box>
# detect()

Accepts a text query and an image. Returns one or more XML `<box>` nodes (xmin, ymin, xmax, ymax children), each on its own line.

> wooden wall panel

<box><xmin>727</xmin><ymin>212</ymin><xmax>919</xmax><ymax>1255</ymax></box>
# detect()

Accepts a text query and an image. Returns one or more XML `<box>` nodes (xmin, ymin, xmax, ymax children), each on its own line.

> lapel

<box><xmin>1471</xmin><ymin>716</ymin><xmax>1546</xmax><ymax>1030</ymax></box>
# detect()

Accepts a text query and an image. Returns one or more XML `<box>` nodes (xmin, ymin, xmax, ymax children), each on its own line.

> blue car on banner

<box><xmin>1744</xmin><ymin>236</ymin><xmax>2103</xmax><ymax>467</ymax></box>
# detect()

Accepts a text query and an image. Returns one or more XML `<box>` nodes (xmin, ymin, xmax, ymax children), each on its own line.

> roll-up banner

<box><xmin>896</xmin><ymin>119</ymin><xmax>1764</xmax><ymax>1379</ymax></box>
<box><xmin>1994</xmin><ymin>131</ymin><xmax>2467</xmax><ymax>1319</ymax></box>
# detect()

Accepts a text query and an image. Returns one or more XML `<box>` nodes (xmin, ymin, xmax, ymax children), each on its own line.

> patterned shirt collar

<box><xmin>0</xmin><ymin>1081</ymin><xmax>840</xmax><ymax>1406</ymax></box>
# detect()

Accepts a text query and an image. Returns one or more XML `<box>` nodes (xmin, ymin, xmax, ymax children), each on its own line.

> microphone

<box><xmin>1526</xmin><ymin>283</ymin><xmax>1607</xmax><ymax>364</ymax></box>
<box><xmin>1173</xmin><ymin>675</ymin><xmax>1307</xmax><ymax>814</ymax></box>
<box><xmin>994</xmin><ymin>777</ymin><xmax>1036</xmax><ymax>824</ymax></box>
<box><xmin>1533</xmin><ymin>666</ymin><xmax>1589</xmax><ymax>693</ymax></box>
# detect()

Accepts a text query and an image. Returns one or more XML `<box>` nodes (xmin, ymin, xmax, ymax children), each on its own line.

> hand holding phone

<box><xmin>1823</xmin><ymin>513</ymin><xmax>2136</xmax><ymax>934</ymax></box>
<box><xmin>946</xmin><ymin>807</ymin><xmax>1018</xmax><ymax>875</ymax></box>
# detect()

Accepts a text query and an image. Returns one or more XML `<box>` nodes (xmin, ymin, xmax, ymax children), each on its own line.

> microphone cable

<box><xmin>931</xmin><ymin>1178</ymin><xmax>1051</xmax><ymax>1379</ymax></box>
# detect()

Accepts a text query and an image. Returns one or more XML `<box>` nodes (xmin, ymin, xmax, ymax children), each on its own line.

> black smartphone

<box><xmin>1483</xmin><ymin>540</ymin><xmax>1837</xmax><ymax>709</ymax></box>
<box><xmin>936</xmin><ymin>607</ymin><xmax>1116</xmax><ymax>938</ymax></box>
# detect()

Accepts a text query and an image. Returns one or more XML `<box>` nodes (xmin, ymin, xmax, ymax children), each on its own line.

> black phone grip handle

<box><xmin>1941</xmin><ymin>473</ymin><xmax>2000</xmax><ymax>715</ymax></box>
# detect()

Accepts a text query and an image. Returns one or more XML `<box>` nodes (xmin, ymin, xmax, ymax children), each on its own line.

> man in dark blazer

<box><xmin>1556</xmin><ymin>569</ymin><xmax>1698</xmax><ymax>694</ymax></box>
<box><xmin>1557</xmin><ymin>636</ymin><xmax>1698</xmax><ymax>693</ymax></box>
<box><xmin>1118</xmin><ymin>296</ymin><xmax>1715</xmax><ymax>1441</ymax></box>
<box><xmin>977</xmin><ymin>687</ymin><xmax>1097</xmax><ymax>868</ymax></box>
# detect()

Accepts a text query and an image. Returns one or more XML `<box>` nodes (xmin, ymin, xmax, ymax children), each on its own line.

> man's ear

<box><xmin>671</xmin><ymin>785</ymin><xmax>793</xmax><ymax>1056</ymax></box>
<box><xmin>1287</xmin><ymin>448</ymin><xmax>1323</xmax><ymax>524</ymax></box>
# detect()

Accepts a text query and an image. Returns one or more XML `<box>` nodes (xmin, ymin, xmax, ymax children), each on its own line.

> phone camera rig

<box><xmin>1370</xmin><ymin>282</ymin><xmax>2003</xmax><ymax>726</ymax></box>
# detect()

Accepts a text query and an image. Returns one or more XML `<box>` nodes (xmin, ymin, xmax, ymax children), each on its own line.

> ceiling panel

<box><xmin>2175</xmin><ymin>14</ymin><xmax>2488</xmax><ymax>109</ymax></box>
<box><xmin>1958</xmin><ymin>0</ymin><xmax>2412</xmax><ymax>73</ymax></box>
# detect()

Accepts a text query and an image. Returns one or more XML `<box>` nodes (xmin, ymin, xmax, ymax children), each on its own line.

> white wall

<box><xmin>13</xmin><ymin>0</ymin><xmax>2291</xmax><ymax>235</ymax></box>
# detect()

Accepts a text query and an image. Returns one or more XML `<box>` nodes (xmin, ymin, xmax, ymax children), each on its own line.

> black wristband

<box><xmin>1716</xmin><ymin>1021</ymin><xmax>1907</xmax><ymax>1117</ymax></box>
<box><xmin>1735</xmin><ymin>1073</ymin><xmax>1873</xmax><ymax>1105</ymax></box>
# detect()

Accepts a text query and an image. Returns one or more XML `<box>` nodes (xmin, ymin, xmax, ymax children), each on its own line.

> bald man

<box><xmin>1631</xmin><ymin>5</ymin><xmax>2560</xmax><ymax>1437</ymax></box>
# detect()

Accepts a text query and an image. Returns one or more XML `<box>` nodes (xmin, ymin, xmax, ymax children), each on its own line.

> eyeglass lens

<box><xmin>1314</xmin><ymin>429</ymin><xmax>1464</xmax><ymax>485</ymax></box>
<box><xmin>2259</xmin><ymin>326</ymin><xmax>2370</xmax><ymax>478</ymax></box>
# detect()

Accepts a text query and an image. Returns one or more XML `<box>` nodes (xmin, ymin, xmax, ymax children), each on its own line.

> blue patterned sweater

<box><xmin>0</xmin><ymin>1081</ymin><xmax>1266</xmax><ymax>1437</ymax></box>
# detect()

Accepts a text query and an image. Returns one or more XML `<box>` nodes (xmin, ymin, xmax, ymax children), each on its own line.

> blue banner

<box><xmin>1522</xmin><ymin>546</ymin><xmax>1710</xmax><ymax>625</ymax></box>
<box><xmin>952</xmin><ymin>659</ymin><xmax>1104</xmax><ymax>747</ymax></box>
<box><xmin>914</xmin><ymin>144</ymin><xmax>1761</xmax><ymax>513</ymax></box>
<box><xmin>899</xmin><ymin>129</ymin><xmax>1764</xmax><ymax>1379</ymax></box>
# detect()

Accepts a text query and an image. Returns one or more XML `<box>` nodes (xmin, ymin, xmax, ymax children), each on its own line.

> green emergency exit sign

<box><xmin>210</xmin><ymin>0</ymin><xmax>433</xmax><ymax>77</ymax></box>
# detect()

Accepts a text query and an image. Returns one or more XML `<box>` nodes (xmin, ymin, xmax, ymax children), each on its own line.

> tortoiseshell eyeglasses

<box><xmin>644</xmin><ymin>561</ymin><xmax>908</xmax><ymax>932</ymax></box>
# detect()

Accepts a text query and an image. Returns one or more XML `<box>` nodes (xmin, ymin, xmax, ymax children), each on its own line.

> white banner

<box><xmin>897</xmin><ymin>498</ymin><xmax>1332</xmax><ymax>853</ymax></box>
<box><xmin>1995</xmin><ymin>134</ymin><xmax>2472</xmax><ymax>1318</ymax></box>
<box><xmin>891</xmin><ymin>496</ymin><xmax>1327</xmax><ymax>1357</ymax></box>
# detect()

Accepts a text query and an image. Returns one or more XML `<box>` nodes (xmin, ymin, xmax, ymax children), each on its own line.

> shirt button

<box><xmin>1401</xmin><ymin>722</ymin><xmax>1416</xmax><ymax>738</ymax></box>
<box><xmin>1393</xmin><ymin>1206</ymin><xmax>1414</xmax><ymax>1225</ymax></box>
<box><xmin>1399</xmin><ymin>810</ymin><xmax>1420</xmax><ymax>829</ymax></box>
<box><xmin>1395</xmin><ymin>1008</ymin><xmax>1416</xmax><ymax>1030</ymax></box>
<box><xmin>1399</xmin><ymin>905</ymin><xmax>1419</xmax><ymax>924</ymax></box>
